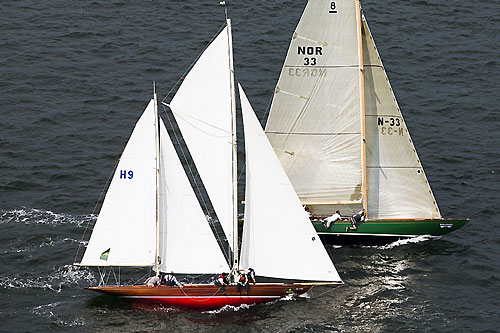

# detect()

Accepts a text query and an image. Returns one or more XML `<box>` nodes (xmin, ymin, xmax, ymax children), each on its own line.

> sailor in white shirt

<box><xmin>144</xmin><ymin>275</ymin><xmax>160</xmax><ymax>287</ymax></box>
<box><xmin>323</xmin><ymin>210</ymin><xmax>342</xmax><ymax>230</ymax></box>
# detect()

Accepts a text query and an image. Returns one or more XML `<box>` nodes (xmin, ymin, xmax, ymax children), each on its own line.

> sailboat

<box><xmin>265</xmin><ymin>0</ymin><xmax>468</xmax><ymax>245</ymax></box>
<box><xmin>75</xmin><ymin>18</ymin><xmax>342</xmax><ymax>310</ymax></box>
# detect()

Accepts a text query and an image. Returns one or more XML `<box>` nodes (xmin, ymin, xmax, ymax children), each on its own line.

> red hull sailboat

<box><xmin>76</xmin><ymin>14</ymin><xmax>342</xmax><ymax>309</ymax></box>
<box><xmin>89</xmin><ymin>284</ymin><xmax>315</xmax><ymax>310</ymax></box>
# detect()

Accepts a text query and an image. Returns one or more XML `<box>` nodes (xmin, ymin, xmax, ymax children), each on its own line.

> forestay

<box><xmin>239</xmin><ymin>84</ymin><xmax>341</xmax><ymax>282</ymax></box>
<box><xmin>362</xmin><ymin>16</ymin><xmax>441</xmax><ymax>219</ymax></box>
<box><xmin>81</xmin><ymin>100</ymin><xmax>157</xmax><ymax>266</ymax></box>
<box><xmin>169</xmin><ymin>27</ymin><xmax>234</xmax><ymax>249</ymax></box>
<box><xmin>158</xmin><ymin>120</ymin><xmax>230</xmax><ymax>274</ymax></box>
<box><xmin>265</xmin><ymin>0</ymin><xmax>363</xmax><ymax>206</ymax></box>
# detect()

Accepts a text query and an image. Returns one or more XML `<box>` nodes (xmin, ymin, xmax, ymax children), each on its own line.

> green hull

<box><xmin>312</xmin><ymin>218</ymin><xmax>469</xmax><ymax>245</ymax></box>
<box><xmin>237</xmin><ymin>218</ymin><xmax>468</xmax><ymax>245</ymax></box>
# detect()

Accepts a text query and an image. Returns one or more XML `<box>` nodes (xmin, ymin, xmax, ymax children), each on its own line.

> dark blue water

<box><xmin>1</xmin><ymin>1</ymin><xmax>499</xmax><ymax>331</ymax></box>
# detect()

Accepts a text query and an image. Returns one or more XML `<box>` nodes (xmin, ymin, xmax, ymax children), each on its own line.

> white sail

<box><xmin>81</xmin><ymin>100</ymin><xmax>157</xmax><ymax>266</ymax></box>
<box><xmin>169</xmin><ymin>27</ymin><xmax>234</xmax><ymax>248</ymax></box>
<box><xmin>239</xmin><ymin>84</ymin><xmax>341</xmax><ymax>282</ymax></box>
<box><xmin>362</xmin><ymin>16</ymin><xmax>441</xmax><ymax>219</ymax></box>
<box><xmin>158</xmin><ymin>119</ymin><xmax>230</xmax><ymax>274</ymax></box>
<box><xmin>265</xmin><ymin>0</ymin><xmax>363</xmax><ymax>206</ymax></box>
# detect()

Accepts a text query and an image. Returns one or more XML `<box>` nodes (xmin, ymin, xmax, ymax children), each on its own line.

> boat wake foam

<box><xmin>130</xmin><ymin>302</ymin><xmax>182</xmax><ymax>313</ymax></box>
<box><xmin>32</xmin><ymin>302</ymin><xmax>86</xmax><ymax>327</ymax></box>
<box><xmin>203</xmin><ymin>303</ymin><xmax>251</xmax><ymax>314</ymax></box>
<box><xmin>0</xmin><ymin>264</ymin><xmax>95</xmax><ymax>292</ymax></box>
<box><xmin>0</xmin><ymin>207</ymin><xmax>96</xmax><ymax>227</ymax></box>
<box><xmin>364</xmin><ymin>235</ymin><xmax>441</xmax><ymax>250</ymax></box>
<box><xmin>297</xmin><ymin>292</ymin><xmax>311</xmax><ymax>299</ymax></box>
<box><xmin>1</xmin><ymin>237</ymin><xmax>86</xmax><ymax>255</ymax></box>
<box><xmin>201</xmin><ymin>293</ymin><xmax>297</xmax><ymax>313</ymax></box>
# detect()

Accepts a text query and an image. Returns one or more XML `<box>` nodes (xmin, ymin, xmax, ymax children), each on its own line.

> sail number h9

<box><xmin>120</xmin><ymin>170</ymin><xmax>134</xmax><ymax>179</ymax></box>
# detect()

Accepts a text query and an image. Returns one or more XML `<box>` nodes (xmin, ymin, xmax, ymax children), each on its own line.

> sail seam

<box><xmin>365</xmin><ymin>114</ymin><xmax>402</xmax><ymax>117</ymax></box>
<box><xmin>293</xmin><ymin>33</ymin><xmax>326</xmax><ymax>45</ymax></box>
<box><xmin>284</xmin><ymin>65</ymin><xmax>359</xmax><ymax>68</ymax></box>
<box><xmin>267</xmin><ymin>132</ymin><xmax>361</xmax><ymax>135</ymax></box>
<box><xmin>171</xmin><ymin>108</ymin><xmax>232</xmax><ymax>136</ymax></box>
<box><xmin>367</xmin><ymin>166</ymin><xmax>423</xmax><ymax>169</ymax></box>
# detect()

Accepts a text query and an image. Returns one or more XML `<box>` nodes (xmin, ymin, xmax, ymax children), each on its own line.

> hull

<box><xmin>313</xmin><ymin>218</ymin><xmax>469</xmax><ymax>245</ymax></box>
<box><xmin>88</xmin><ymin>283</ymin><xmax>320</xmax><ymax>310</ymax></box>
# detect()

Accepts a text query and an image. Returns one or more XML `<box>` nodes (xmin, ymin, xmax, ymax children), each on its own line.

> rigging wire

<box><xmin>162</xmin><ymin>104</ymin><xmax>232</xmax><ymax>264</ymax></box>
<box><xmin>74</xmin><ymin>157</ymin><xmax>121</xmax><ymax>265</ymax></box>
<box><xmin>309</xmin><ymin>284</ymin><xmax>342</xmax><ymax>299</ymax></box>
<box><xmin>178</xmin><ymin>285</ymin><xmax>223</xmax><ymax>302</ymax></box>
<box><xmin>159</xmin><ymin>22</ymin><xmax>238</xmax><ymax>266</ymax></box>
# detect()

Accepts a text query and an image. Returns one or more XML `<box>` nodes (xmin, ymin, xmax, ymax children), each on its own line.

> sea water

<box><xmin>0</xmin><ymin>1</ymin><xmax>499</xmax><ymax>331</ymax></box>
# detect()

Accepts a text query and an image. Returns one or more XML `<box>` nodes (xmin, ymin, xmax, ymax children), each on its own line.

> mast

<box><xmin>227</xmin><ymin>18</ymin><xmax>239</xmax><ymax>277</ymax></box>
<box><xmin>154</xmin><ymin>81</ymin><xmax>161</xmax><ymax>274</ymax></box>
<box><xmin>356</xmin><ymin>0</ymin><xmax>368</xmax><ymax>217</ymax></box>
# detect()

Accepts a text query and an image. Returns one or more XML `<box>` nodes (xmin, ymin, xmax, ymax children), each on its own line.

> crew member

<box><xmin>162</xmin><ymin>271</ymin><xmax>182</xmax><ymax>287</ymax></box>
<box><xmin>323</xmin><ymin>210</ymin><xmax>342</xmax><ymax>230</ymax></box>
<box><xmin>144</xmin><ymin>275</ymin><xmax>160</xmax><ymax>287</ymax></box>
<box><xmin>215</xmin><ymin>272</ymin><xmax>229</xmax><ymax>295</ymax></box>
<box><xmin>346</xmin><ymin>211</ymin><xmax>365</xmax><ymax>232</ymax></box>
<box><xmin>237</xmin><ymin>269</ymin><xmax>248</xmax><ymax>295</ymax></box>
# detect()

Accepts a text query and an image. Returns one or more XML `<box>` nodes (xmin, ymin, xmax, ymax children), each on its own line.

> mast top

<box><xmin>219</xmin><ymin>1</ymin><xmax>228</xmax><ymax>20</ymax></box>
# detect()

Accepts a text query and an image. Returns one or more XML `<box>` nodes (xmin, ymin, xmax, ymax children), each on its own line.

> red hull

<box><xmin>88</xmin><ymin>283</ymin><xmax>326</xmax><ymax>310</ymax></box>
<box><xmin>127</xmin><ymin>295</ymin><xmax>280</xmax><ymax>309</ymax></box>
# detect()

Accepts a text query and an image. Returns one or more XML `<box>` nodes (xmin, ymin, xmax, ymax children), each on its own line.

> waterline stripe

<box><xmin>121</xmin><ymin>295</ymin><xmax>281</xmax><ymax>299</ymax></box>
<box><xmin>317</xmin><ymin>232</ymin><xmax>419</xmax><ymax>238</ymax></box>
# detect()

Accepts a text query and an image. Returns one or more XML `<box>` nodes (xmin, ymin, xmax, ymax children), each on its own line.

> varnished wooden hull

<box><xmin>88</xmin><ymin>283</ymin><xmax>323</xmax><ymax>310</ymax></box>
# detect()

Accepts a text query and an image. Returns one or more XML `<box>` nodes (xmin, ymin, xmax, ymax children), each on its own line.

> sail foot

<box><xmin>304</xmin><ymin>202</ymin><xmax>364</xmax><ymax>217</ymax></box>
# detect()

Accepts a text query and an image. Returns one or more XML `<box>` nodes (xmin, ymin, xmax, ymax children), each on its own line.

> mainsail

<box><xmin>81</xmin><ymin>100</ymin><xmax>157</xmax><ymax>266</ymax></box>
<box><xmin>265</xmin><ymin>0</ymin><xmax>440</xmax><ymax>219</ymax></box>
<box><xmin>265</xmin><ymin>0</ymin><xmax>363</xmax><ymax>207</ymax></box>
<box><xmin>169</xmin><ymin>27</ymin><xmax>234</xmax><ymax>248</ymax></box>
<box><xmin>362</xmin><ymin>15</ymin><xmax>441</xmax><ymax>219</ymax></box>
<box><xmin>239</xmin><ymin>84</ymin><xmax>341</xmax><ymax>282</ymax></box>
<box><xmin>158</xmin><ymin>119</ymin><xmax>230</xmax><ymax>273</ymax></box>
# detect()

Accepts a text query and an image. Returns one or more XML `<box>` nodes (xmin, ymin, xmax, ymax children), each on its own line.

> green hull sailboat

<box><xmin>264</xmin><ymin>0</ymin><xmax>468</xmax><ymax>245</ymax></box>
<box><xmin>312</xmin><ymin>219</ymin><xmax>468</xmax><ymax>246</ymax></box>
